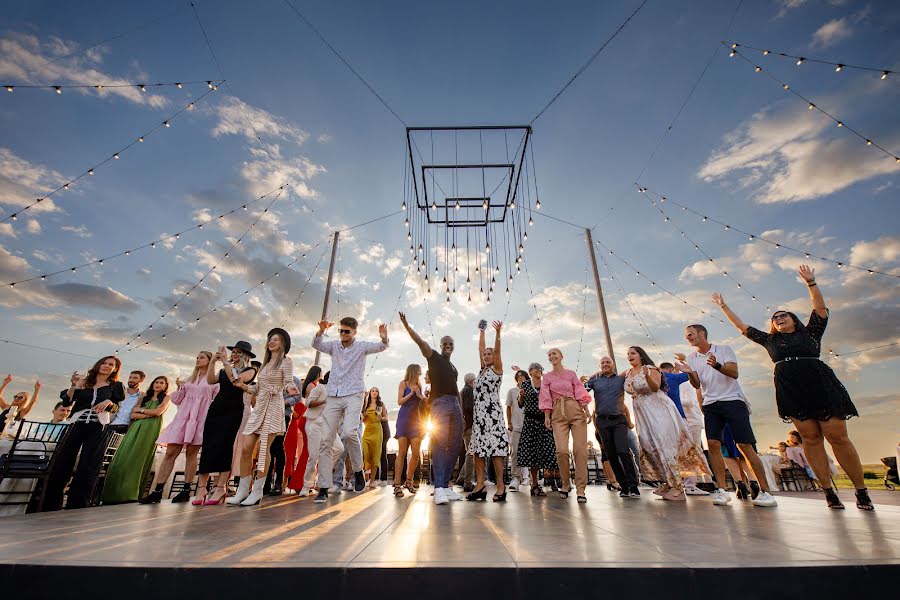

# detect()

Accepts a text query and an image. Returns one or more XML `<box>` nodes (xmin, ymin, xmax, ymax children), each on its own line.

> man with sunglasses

<box><xmin>680</xmin><ymin>324</ymin><xmax>777</xmax><ymax>508</ymax></box>
<box><xmin>398</xmin><ymin>312</ymin><xmax>464</xmax><ymax>505</ymax></box>
<box><xmin>312</xmin><ymin>317</ymin><xmax>389</xmax><ymax>502</ymax></box>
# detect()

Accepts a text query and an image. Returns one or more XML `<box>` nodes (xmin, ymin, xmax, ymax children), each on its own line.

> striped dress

<box><xmin>244</xmin><ymin>356</ymin><xmax>293</xmax><ymax>469</ymax></box>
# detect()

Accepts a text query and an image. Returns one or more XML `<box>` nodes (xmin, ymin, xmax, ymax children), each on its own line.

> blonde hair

<box><xmin>403</xmin><ymin>363</ymin><xmax>422</xmax><ymax>391</ymax></box>
<box><xmin>190</xmin><ymin>351</ymin><xmax>213</xmax><ymax>384</ymax></box>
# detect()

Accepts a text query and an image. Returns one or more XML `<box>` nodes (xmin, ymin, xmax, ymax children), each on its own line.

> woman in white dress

<box><xmin>468</xmin><ymin>320</ymin><xmax>509</xmax><ymax>503</ymax></box>
<box><xmin>229</xmin><ymin>328</ymin><xmax>294</xmax><ymax>507</ymax></box>
<box><xmin>624</xmin><ymin>346</ymin><xmax>709</xmax><ymax>501</ymax></box>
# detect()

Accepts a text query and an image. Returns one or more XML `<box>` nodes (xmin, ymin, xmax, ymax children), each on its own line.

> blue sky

<box><xmin>1</xmin><ymin>0</ymin><xmax>898</xmax><ymax>461</ymax></box>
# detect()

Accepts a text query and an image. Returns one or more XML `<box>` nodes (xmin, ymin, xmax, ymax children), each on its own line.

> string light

<box><xmin>724</xmin><ymin>41</ymin><xmax>895</xmax><ymax>78</ymax></box>
<box><xmin>636</xmin><ymin>184</ymin><xmax>900</xmax><ymax>279</ymax></box>
<box><xmin>0</xmin><ymin>79</ymin><xmax>221</xmax><ymax>93</ymax></box>
<box><xmin>724</xmin><ymin>44</ymin><xmax>900</xmax><ymax>164</ymax></box>
<box><xmin>0</xmin><ymin>84</ymin><xmax>222</xmax><ymax>224</ymax></box>
<box><xmin>116</xmin><ymin>185</ymin><xmax>287</xmax><ymax>353</ymax></box>
<box><xmin>637</xmin><ymin>185</ymin><xmax>772</xmax><ymax>311</ymax></box>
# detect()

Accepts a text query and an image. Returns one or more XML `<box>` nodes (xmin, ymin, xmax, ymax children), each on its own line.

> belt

<box><xmin>595</xmin><ymin>414</ymin><xmax>623</xmax><ymax>421</ymax></box>
<box><xmin>774</xmin><ymin>356</ymin><xmax>821</xmax><ymax>365</ymax></box>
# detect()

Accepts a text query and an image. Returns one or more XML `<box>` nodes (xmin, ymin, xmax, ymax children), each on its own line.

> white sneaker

<box><xmin>685</xmin><ymin>486</ymin><xmax>710</xmax><ymax>496</ymax></box>
<box><xmin>752</xmin><ymin>491</ymin><xmax>778</xmax><ymax>507</ymax></box>
<box><xmin>377</xmin><ymin>480</ymin><xmax>388</xmax><ymax>487</ymax></box>
<box><xmin>329</xmin><ymin>485</ymin><xmax>343</xmax><ymax>494</ymax></box>
<box><xmin>434</xmin><ymin>488</ymin><xmax>449</xmax><ymax>505</ymax></box>
<box><xmin>712</xmin><ymin>488</ymin><xmax>731</xmax><ymax>506</ymax></box>
<box><xmin>298</xmin><ymin>487</ymin><xmax>311</xmax><ymax>497</ymax></box>
<box><xmin>444</xmin><ymin>487</ymin><xmax>462</xmax><ymax>501</ymax></box>
<box><xmin>343</xmin><ymin>480</ymin><xmax>353</xmax><ymax>491</ymax></box>
<box><xmin>509</xmin><ymin>478</ymin><xmax>519</xmax><ymax>492</ymax></box>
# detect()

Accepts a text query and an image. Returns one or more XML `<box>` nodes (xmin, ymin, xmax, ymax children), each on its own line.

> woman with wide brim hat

<box><xmin>190</xmin><ymin>341</ymin><xmax>259</xmax><ymax>506</ymax></box>
<box><xmin>230</xmin><ymin>328</ymin><xmax>294</xmax><ymax>506</ymax></box>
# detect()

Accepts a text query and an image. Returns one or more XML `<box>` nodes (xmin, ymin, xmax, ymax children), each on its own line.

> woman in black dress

<box><xmin>712</xmin><ymin>265</ymin><xmax>872</xmax><ymax>510</ymax></box>
<box><xmin>514</xmin><ymin>368</ymin><xmax>558</xmax><ymax>497</ymax></box>
<box><xmin>44</xmin><ymin>356</ymin><xmax>125</xmax><ymax>510</ymax></box>
<box><xmin>199</xmin><ymin>340</ymin><xmax>257</xmax><ymax>506</ymax></box>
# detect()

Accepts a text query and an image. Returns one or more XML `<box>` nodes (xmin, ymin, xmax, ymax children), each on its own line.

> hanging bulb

<box><xmin>140</xmin><ymin>84</ymin><xmax>147</xmax><ymax>92</ymax></box>
<box><xmin>754</xmin><ymin>66</ymin><xmax>761</xmax><ymax>73</ymax></box>
<box><xmin>88</xmin><ymin>169</ymin><xmax>94</xmax><ymax>176</ymax></box>
<box><xmin>762</xmin><ymin>50</ymin><xmax>770</xmax><ymax>55</ymax></box>
<box><xmin>835</xmin><ymin>64</ymin><xmax>843</xmax><ymax>72</ymax></box>
<box><xmin>418</xmin><ymin>244</ymin><xmax>423</xmax><ymax>253</ymax></box>
<box><xmin>509</xmin><ymin>200</ymin><xmax>515</xmax><ymax>209</ymax></box>
<box><xmin>407</xmin><ymin>232</ymin><xmax>411</xmax><ymax>240</ymax></box>
<box><xmin>176</xmin><ymin>82</ymin><xmax>183</xmax><ymax>88</ymax></box>
<box><xmin>113</xmin><ymin>153</ymin><xmax>120</xmax><ymax>160</ymax></box>
<box><xmin>54</xmin><ymin>86</ymin><xmax>62</xmax><ymax>94</ymax></box>
<box><xmin>837</xmin><ymin>121</ymin><xmax>843</xmax><ymax>128</ymax></box>
<box><xmin>808</xmin><ymin>103</ymin><xmax>815</xmax><ymax>110</ymax></box>
<box><xmin>404</xmin><ymin>218</ymin><xmax>409</xmax><ymax>227</ymax></box>
<box><xmin>163</xmin><ymin>121</ymin><xmax>170</xmax><ymax>128</ymax></box>
<box><xmin>535</xmin><ymin>199</ymin><xmax>541</xmax><ymax>210</ymax></box>
<box><xmin>523</xmin><ymin>232</ymin><xmax>528</xmax><ymax>240</ymax></box>
<box><xmin>881</xmin><ymin>71</ymin><xmax>889</xmax><ymax>80</ymax></box>
<box><xmin>431</xmin><ymin>201</ymin><xmax>437</xmax><ymax>210</ymax></box>
<box><xmin>207</xmin><ymin>81</ymin><xmax>214</xmax><ymax>89</ymax></box>
<box><xmin>528</xmin><ymin>217</ymin><xmax>534</xmax><ymax>226</ymax></box>
<box><xmin>782</xmin><ymin>84</ymin><xmax>789</xmax><ymax>90</ymax></box>
<box><xmin>729</xmin><ymin>50</ymin><xmax>736</xmax><ymax>57</ymax></box>
<box><xmin>451</xmin><ymin>243</ymin><xmax>456</xmax><ymax>251</ymax></box>
<box><xmin>455</xmin><ymin>200</ymin><xmax>461</xmax><ymax>210</ymax></box>
<box><xmin>519</xmin><ymin>244</ymin><xmax>524</xmax><ymax>254</ymax></box>
<box><xmin>63</xmin><ymin>184</ymin><xmax>69</xmax><ymax>190</ymax></box>
<box><xmin>420</xmin><ymin>259</ymin><xmax>426</xmax><ymax>268</ymax></box>
<box><xmin>138</xmin><ymin>136</ymin><xmax>144</xmax><ymax>142</ymax></box>
<box><xmin>483</xmin><ymin>200</ymin><xmax>488</xmax><ymax>211</ymax></box>
<box><xmin>485</xmin><ymin>243</ymin><xmax>490</xmax><ymax>254</ymax></box>
<box><xmin>866</xmin><ymin>139</ymin><xmax>873</xmax><ymax>146</ymax></box>
<box><xmin>5</xmin><ymin>86</ymin><xmax>12</xmax><ymax>92</ymax></box>
<box><xmin>402</xmin><ymin>201</ymin><xmax>407</xmax><ymax>210</ymax></box>
<box><xmin>796</xmin><ymin>57</ymin><xmax>804</xmax><ymax>66</ymax></box>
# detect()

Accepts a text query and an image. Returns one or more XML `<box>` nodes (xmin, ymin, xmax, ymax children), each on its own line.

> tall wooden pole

<box><xmin>315</xmin><ymin>231</ymin><xmax>340</xmax><ymax>366</ymax></box>
<box><xmin>585</xmin><ymin>228</ymin><xmax>617</xmax><ymax>371</ymax></box>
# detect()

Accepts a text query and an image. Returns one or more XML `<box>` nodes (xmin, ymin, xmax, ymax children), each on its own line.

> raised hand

<box><xmin>711</xmin><ymin>292</ymin><xmax>726</xmax><ymax>307</ymax></box>
<box><xmin>70</xmin><ymin>371</ymin><xmax>79</xmax><ymax>386</ymax></box>
<box><xmin>378</xmin><ymin>323</ymin><xmax>388</xmax><ymax>339</ymax></box>
<box><xmin>317</xmin><ymin>320</ymin><xmax>333</xmax><ymax>334</ymax></box>
<box><xmin>798</xmin><ymin>264</ymin><xmax>815</xmax><ymax>283</ymax></box>
<box><xmin>2</xmin><ymin>374</ymin><xmax>11</xmax><ymax>385</ymax></box>
<box><xmin>398</xmin><ymin>312</ymin><xmax>408</xmax><ymax>325</ymax></box>
<box><xmin>34</xmin><ymin>380</ymin><xmax>41</xmax><ymax>391</ymax></box>
<box><xmin>492</xmin><ymin>320</ymin><xmax>503</xmax><ymax>332</ymax></box>
<box><xmin>511</xmin><ymin>364</ymin><xmax>521</xmax><ymax>372</ymax></box>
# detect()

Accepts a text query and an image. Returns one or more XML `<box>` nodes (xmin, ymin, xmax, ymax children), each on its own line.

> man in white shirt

<box><xmin>109</xmin><ymin>371</ymin><xmax>145</xmax><ymax>434</ymax></box>
<box><xmin>505</xmin><ymin>383</ymin><xmax>528</xmax><ymax>491</ymax></box>
<box><xmin>680</xmin><ymin>324</ymin><xmax>776</xmax><ymax>508</ymax></box>
<box><xmin>312</xmin><ymin>317</ymin><xmax>388</xmax><ymax>502</ymax></box>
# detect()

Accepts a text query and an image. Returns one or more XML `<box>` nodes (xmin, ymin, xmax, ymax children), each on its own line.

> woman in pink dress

<box><xmin>139</xmin><ymin>351</ymin><xmax>218</xmax><ymax>504</ymax></box>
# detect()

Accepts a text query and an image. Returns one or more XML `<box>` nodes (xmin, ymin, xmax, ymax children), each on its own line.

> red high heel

<box><xmin>203</xmin><ymin>487</ymin><xmax>226</xmax><ymax>505</ymax></box>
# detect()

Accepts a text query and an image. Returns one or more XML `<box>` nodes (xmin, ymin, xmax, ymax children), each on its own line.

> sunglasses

<box><xmin>14</xmin><ymin>394</ymin><xmax>25</xmax><ymax>401</ymax></box>
<box><xmin>771</xmin><ymin>313</ymin><xmax>790</xmax><ymax>322</ymax></box>
<box><xmin>339</xmin><ymin>328</ymin><xmax>352</xmax><ymax>335</ymax></box>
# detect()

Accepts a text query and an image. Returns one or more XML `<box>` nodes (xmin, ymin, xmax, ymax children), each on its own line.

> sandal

<box><xmin>855</xmin><ymin>488</ymin><xmax>874</xmax><ymax>511</ymax></box>
<box><xmin>393</xmin><ymin>484</ymin><xmax>404</xmax><ymax>497</ymax></box>
<box><xmin>824</xmin><ymin>488</ymin><xmax>844</xmax><ymax>509</ymax></box>
<box><xmin>576</xmin><ymin>496</ymin><xmax>587</xmax><ymax>504</ymax></box>
<box><xmin>559</xmin><ymin>490</ymin><xmax>569</xmax><ymax>499</ymax></box>
<box><xmin>530</xmin><ymin>485</ymin><xmax>546</xmax><ymax>497</ymax></box>
<box><xmin>405</xmin><ymin>481</ymin><xmax>417</xmax><ymax>494</ymax></box>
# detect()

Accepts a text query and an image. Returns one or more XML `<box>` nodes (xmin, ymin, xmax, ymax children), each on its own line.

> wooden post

<box><xmin>585</xmin><ymin>228</ymin><xmax>616</xmax><ymax>371</ymax></box>
<box><xmin>315</xmin><ymin>231</ymin><xmax>340</xmax><ymax>366</ymax></box>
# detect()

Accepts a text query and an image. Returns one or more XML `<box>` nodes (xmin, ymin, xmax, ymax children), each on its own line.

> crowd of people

<box><xmin>1</xmin><ymin>266</ymin><xmax>875</xmax><ymax>512</ymax></box>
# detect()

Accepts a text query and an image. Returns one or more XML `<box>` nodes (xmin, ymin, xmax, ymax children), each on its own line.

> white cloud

<box><xmin>25</xmin><ymin>219</ymin><xmax>41</xmax><ymax>234</ymax></box>
<box><xmin>698</xmin><ymin>99</ymin><xmax>900</xmax><ymax>204</ymax></box>
<box><xmin>811</xmin><ymin>17</ymin><xmax>854</xmax><ymax>48</ymax></box>
<box><xmin>0</xmin><ymin>223</ymin><xmax>15</xmax><ymax>238</ymax></box>
<box><xmin>0</xmin><ymin>33</ymin><xmax>168</xmax><ymax>108</ymax></box>
<box><xmin>240</xmin><ymin>151</ymin><xmax>324</xmax><ymax>201</ymax></box>
<box><xmin>0</xmin><ymin>147</ymin><xmax>67</xmax><ymax>216</ymax></box>
<box><xmin>317</xmin><ymin>133</ymin><xmax>332</xmax><ymax>144</ymax></box>
<box><xmin>61</xmin><ymin>224</ymin><xmax>93</xmax><ymax>238</ymax></box>
<box><xmin>212</xmin><ymin>97</ymin><xmax>309</xmax><ymax>145</ymax></box>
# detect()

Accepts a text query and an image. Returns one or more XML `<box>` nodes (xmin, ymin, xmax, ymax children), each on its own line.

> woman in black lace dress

<box><xmin>711</xmin><ymin>265</ymin><xmax>872</xmax><ymax>511</ymax></box>
<box><xmin>514</xmin><ymin>368</ymin><xmax>558</xmax><ymax>496</ymax></box>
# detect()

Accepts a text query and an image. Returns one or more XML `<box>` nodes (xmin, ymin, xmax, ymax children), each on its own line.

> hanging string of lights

<box><xmin>724</xmin><ymin>41</ymin><xmax>895</xmax><ymax>78</ymax></box>
<box><xmin>725</xmin><ymin>43</ymin><xmax>899</xmax><ymax>164</ymax></box>
<box><xmin>635</xmin><ymin>185</ymin><xmax>773</xmax><ymax>311</ymax></box>
<box><xmin>0</xmin><ymin>83</ymin><xmax>223</xmax><ymax>225</ymax></box>
<box><xmin>574</xmin><ymin>258</ymin><xmax>589</xmax><ymax>372</ymax></box>
<box><xmin>115</xmin><ymin>186</ymin><xmax>288</xmax><ymax>353</ymax></box>
<box><xmin>1</xmin><ymin>338</ymin><xmax>96</xmax><ymax>360</ymax></box>
<box><xmin>828</xmin><ymin>340</ymin><xmax>900</xmax><ymax>358</ymax></box>
<box><xmin>636</xmin><ymin>185</ymin><xmax>900</xmax><ymax>279</ymax></box>
<box><xmin>592</xmin><ymin>237</ymin><xmax>722</xmax><ymax>324</ymax></box>
<box><xmin>279</xmin><ymin>239</ymin><xmax>335</xmax><ymax>327</ymax></box>
<box><xmin>5</xmin><ymin>184</ymin><xmax>287</xmax><ymax>287</ymax></box>
<box><xmin>366</xmin><ymin>260</ymin><xmax>414</xmax><ymax>377</ymax></box>
<box><xmin>3</xmin><ymin>80</ymin><xmax>220</xmax><ymax>93</ymax></box>
<box><xmin>595</xmin><ymin>248</ymin><xmax>665</xmax><ymax>359</ymax></box>
<box><xmin>125</xmin><ymin>235</ymin><xmax>333</xmax><ymax>352</ymax></box>
<box><xmin>520</xmin><ymin>256</ymin><xmax>547</xmax><ymax>347</ymax></box>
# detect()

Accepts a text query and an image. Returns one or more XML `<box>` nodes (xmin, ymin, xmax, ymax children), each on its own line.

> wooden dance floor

<box><xmin>1</xmin><ymin>486</ymin><xmax>897</xmax><ymax>598</ymax></box>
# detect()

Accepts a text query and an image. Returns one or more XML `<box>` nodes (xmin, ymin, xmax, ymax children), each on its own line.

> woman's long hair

<box><xmin>403</xmin><ymin>364</ymin><xmax>422</xmax><ymax>392</ymax></box>
<box><xmin>301</xmin><ymin>366</ymin><xmax>322</xmax><ymax>399</ymax></box>
<box><xmin>189</xmin><ymin>351</ymin><xmax>213</xmax><ymax>384</ymax></box>
<box><xmin>142</xmin><ymin>376</ymin><xmax>169</xmax><ymax>407</ymax></box>
<box><xmin>629</xmin><ymin>346</ymin><xmax>667</xmax><ymax>392</ymax></box>
<box><xmin>262</xmin><ymin>332</ymin><xmax>285</xmax><ymax>370</ymax></box>
<box><xmin>83</xmin><ymin>356</ymin><xmax>122</xmax><ymax>388</ymax></box>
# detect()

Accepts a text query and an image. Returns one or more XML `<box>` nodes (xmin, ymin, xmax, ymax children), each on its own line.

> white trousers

<box><xmin>315</xmin><ymin>392</ymin><xmax>364</xmax><ymax>488</ymax></box>
<box><xmin>509</xmin><ymin>429</ymin><xmax>529</xmax><ymax>483</ymax></box>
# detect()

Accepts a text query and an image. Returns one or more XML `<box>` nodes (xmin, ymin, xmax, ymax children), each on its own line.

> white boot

<box><xmin>240</xmin><ymin>476</ymin><xmax>267</xmax><ymax>506</ymax></box>
<box><xmin>226</xmin><ymin>476</ymin><xmax>251</xmax><ymax>505</ymax></box>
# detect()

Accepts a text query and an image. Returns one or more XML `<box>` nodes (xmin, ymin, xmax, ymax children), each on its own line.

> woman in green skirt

<box><xmin>102</xmin><ymin>376</ymin><xmax>171</xmax><ymax>504</ymax></box>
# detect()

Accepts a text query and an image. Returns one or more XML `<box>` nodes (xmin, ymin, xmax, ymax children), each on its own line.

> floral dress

<box><xmin>626</xmin><ymin>371</ymin><xmax>709</xmax><ymax>490</ymax></box>
<box><xmin>516</xmin><ymin>380</ymin><xmax>558</xmax><ymax>469</ymax></box>
<box><xmin>471</xmin><ymin>366</ymin><xmax>509</xmax><ymax>458</ymax></box>
<box><xmin>244</xmin><ymin>357</ymin><xmax>294</xmax><ymax>470</ymax></box>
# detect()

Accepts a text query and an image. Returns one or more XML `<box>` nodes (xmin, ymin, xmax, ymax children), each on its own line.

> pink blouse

<box><xmin>538</xmin><ymin>369</ymin><xmax>592</xmax><ymax>411</ymax></box>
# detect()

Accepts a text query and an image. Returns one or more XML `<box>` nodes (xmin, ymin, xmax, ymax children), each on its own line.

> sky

<box><xmin>0</xmin><ymin>0</ymin><xmax>898</xmax><ymax>462</ymax></box>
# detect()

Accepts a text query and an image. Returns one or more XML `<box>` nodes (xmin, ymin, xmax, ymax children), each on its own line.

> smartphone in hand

<box><xmin>478</xmin><ymin>319</ymin><xmax>488</xmax><ymax>330</ymax></box>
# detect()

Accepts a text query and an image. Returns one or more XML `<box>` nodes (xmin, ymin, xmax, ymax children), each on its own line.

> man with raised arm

<box><xmin>312</xmin><ymin>316</ymin><xmax>388</xmax><ymax>503</ymax></box>
<box><xmin>398</xmin><ymin>312</ymin><xmax>464</xmax><ymax>505</ymax></box>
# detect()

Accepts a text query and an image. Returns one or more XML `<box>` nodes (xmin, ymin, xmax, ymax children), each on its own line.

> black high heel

<box><xmin>855</xmin><ymin>488</ymin><xmax>874</xmax><ymax>511</ymax></box>
<box><xmin>466</xmin><ymin>487</ymin><xmax>487</xmax><ymax>501</ymax></box>
<box><xmin>736</xmin><ymin>481</ymin><xmax>749</xmax><ymax>500</ymax></box>
<box><xmin>824</xmin><ymin>488</ymin><xmax>845</xmax><ymax>509</ymax></box>
<box><xmin>493</xmin><ymin>492</ymin><xmax>507</xmax><ymax>502</ymax></box>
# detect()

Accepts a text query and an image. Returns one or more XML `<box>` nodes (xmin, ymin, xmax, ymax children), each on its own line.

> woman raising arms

<box><xmin>711</xmin><ymin>265</ymin><xmax>871</xmax><ymax>510</ymax></box>
<box><xmin>393</xmin><ymin>364</ymin><xmax>425</xmax><ymax>497</ymax></box>
<box><xmin>468</xmin><ymin>320</ymin><xmax>509</xmax><ymax>502</ymax></box>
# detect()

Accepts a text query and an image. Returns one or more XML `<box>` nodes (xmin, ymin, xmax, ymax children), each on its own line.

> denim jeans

<box><xmin>430</xmin><ymin>395</ymin><xmax>464</xmax><ymax>488</ymax></box>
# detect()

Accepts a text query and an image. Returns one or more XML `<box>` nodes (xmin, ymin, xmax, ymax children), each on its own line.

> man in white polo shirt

<box><xmin>680</xmin><ymin>323</ymin><xmax>776</xmax><ymax>508</ymax></box>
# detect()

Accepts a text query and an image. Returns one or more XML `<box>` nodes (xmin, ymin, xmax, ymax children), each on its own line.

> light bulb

<box><xmin>523</xmin><ymin>232</ymin><xmax>528</xmax><ymax>240</ymax></box>
<box><xmin>138</xmin><ymin>136</ymin><xmax>144</xmax><ymax>142</ymax></box>
<box><xmin>455</xmin><ymin>201</ymin><xmax>460</xmax><ymax>210</ymax></box>
<box><xmin>140</xmin><ymin>84</ymin><xmax>146</xmax><ymax>92</ymax></box>
<box><xmin>402</xmin><ymin>202</ymin><xmax>407</xmax><ymax>210</ymax></box>
<box><xmin>835</xmin><ymin>64</ymin><xmax>843</xmax><ymax>72</ymax></box>
<box><xmin>485</xmin><ymin>243</ymin><xmax>490</xmax><ymax>254</ymax></box>
<box><xmin>54</xmin><ymin>86</ymin><xmax>61</xmax><ymax>94</ymax></box>
<box><xmin>535</xmin><ymin>199</ymin><xmax>541</xmax><ymax>210</ymax></box>
<box><xmin>163</xmin><ymin>121</ymin><xmax>170</xmax><ymax>128</ymax></box>
<box><xmin>5</xmin><ymin>86</ymin><xmax>12</xmax><ymax>92</ymax></box>
<box><xmin>882</xmin><ymin>71</ymin><xmax>889</xmax><ymax>80</ymax></box>
<box><xmin>866</xmin><ymin>139</ymin><xmax>872</xmax><ymax>146</ymax></box>
<box><xmin>176</xmin><ymin>82</ymin><xmax>183</xmax><ymax>88</ymax></box>
<box><xmin>519</xmin><ymin>244</ymin><xmax>524</xmax><ymax>254</ymax></box>
<box><xmin>762</xmin><ymin>50</ymin><xmax>770</xmax><ymax>55</ymax></box>
<box><xmin>754</xmin><ymin>66</ymin><xmax>761</xmax><ymax>72</ymax></box>
<box><xmin>113</xmin><ymin>153</ymin><xmax>120</xmax><ymax>160</ymax></box>
<box><xmin>808</xmin><ymin>103</ymin><xmax>815</xmax><ymax>110</ymax></box>
<box><xmin>431</xmin><ymin>201</ymin><xmax>436</xmax><ymax>209</ymax></box>
<box><xmin>483</xmin><ymin>201</ymin><xmax>488</xmax><ymax>211</ymax></box>
<box><xmin>528</xmin><ymin>217</ymin><xmax>533</xmax><ymax>226</ymax></box>
<box><xmin>837</xmin><ymin>121</ymin><xmax>843</xmax><ymax>127</ymax></box>
<box><xmin>796</xmin><ymin>58</ymin><xmax>803</xmax><ymax>66</ymax></box>
<box><xmin>404</xmin><ymin>218</ymin><xmax>409</xmax><ymax>227</ymax></box>
<box><xmin>729</xmin><ymin>50</ymin><xmax>736</xmax><ymax>57</ymax></box>
<box><xmin>509</xmin><ymin>201</ymin><xmax>515</xmax><ymax>209</ymax></box>
<box><xmin>782</xmin><ymin>84</ymin><xmax>789</xmax><ymax>90</ymax></box>
<box><xmin>207</xmin><ymin>81</ymin><xmax>214</xmax><ymax>89</ymax></box>
<box><xmin>88</xmin><ymin>169</ymin><xmax>94</xmax><ymax>176</ymax></box>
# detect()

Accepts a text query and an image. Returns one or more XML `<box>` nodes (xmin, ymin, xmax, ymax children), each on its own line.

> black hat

<box><xmin>226</xmin><ymin>340</ymin><xmax>256</xmax><ymax>359</ymax></box>
<box><xmin>267</xmin><ymin>327</ymin><xmax>291</xmax><ymax>355</ymax></box>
